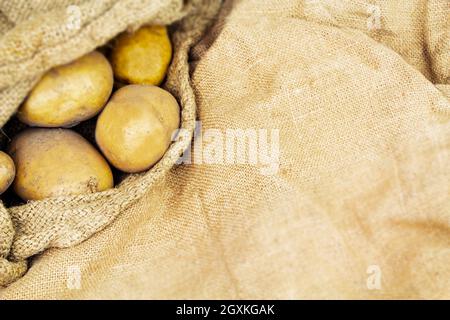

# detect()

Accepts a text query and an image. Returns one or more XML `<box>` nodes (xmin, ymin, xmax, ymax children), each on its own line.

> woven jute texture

<box><xmin>1</xmin><ymin>0</ymin><xmax>449</xmax><ymax>298</ymax></box>
<box><xmin>0</xmin><ymin>0</ymin><xmax>222</xmax><ymax>286</ymax></box>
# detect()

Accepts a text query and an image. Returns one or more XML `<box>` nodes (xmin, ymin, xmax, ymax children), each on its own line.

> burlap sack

<box><xmin>1</xmin><ymin>0</ymin><xmax>449</xmax><ymax>299</ymax></box>
<box><xmin>0</xmin><ymin>0</ymin><xmax>222</xmax><ymax>286</ymax></box>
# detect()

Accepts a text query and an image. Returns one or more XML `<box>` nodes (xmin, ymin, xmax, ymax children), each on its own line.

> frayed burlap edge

<box><xmin>0</xmin><ymin>0</ymin><xmax>222</xmax><ymax>286</ymax></box>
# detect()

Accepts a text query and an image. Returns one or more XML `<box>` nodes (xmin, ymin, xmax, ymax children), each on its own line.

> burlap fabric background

<box><xmin>1</xmin><ymin>0</ymin><xmax>449</xmax><ymax>298</ymax></box>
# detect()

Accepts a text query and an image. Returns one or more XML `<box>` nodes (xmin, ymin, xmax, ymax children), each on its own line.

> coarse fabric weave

<box><xmin>1</xmin><ymin>0</ymin><xmax>449</xmax><ymax>298</ymax></box>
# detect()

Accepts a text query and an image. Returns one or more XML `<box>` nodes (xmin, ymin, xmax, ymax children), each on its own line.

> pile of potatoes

<box><xmin>0</xmin><ymin>25</ymin><xmax>180</xmax><ymax>202</ymax></box>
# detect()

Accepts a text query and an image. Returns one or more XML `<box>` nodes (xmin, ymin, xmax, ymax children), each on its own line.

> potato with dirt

<box><xmin>8</xmin><ymin>128</ymin><xmax>114</xmax><ymax>201</ymax></box>
<box><xmin>95</xmin><ymin>84</ymin><xmax>180</xmax><ymax>173</ymax></box>
<box><xmin>18</xmin><ymin>51</ymin><xmax>113</xmax><ymax>128</ymax></box>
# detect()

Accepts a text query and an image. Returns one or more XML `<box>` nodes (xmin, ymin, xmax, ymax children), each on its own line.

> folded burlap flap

<box><xmin>0</xmin><ymin>0</ymin><xmax>222</xmax><ymax>286</ymax></box>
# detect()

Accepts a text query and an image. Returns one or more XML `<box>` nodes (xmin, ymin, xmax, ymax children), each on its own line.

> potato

<box><xmin>8</xmin><ymin>128</ymin><xmax>113</xmax><ymax>201</ymax></box>
<box><xmin>0</xmin><ymin>151</ymin><xmax>15</xmax><ymax>195</ymax></box>
<box><xmin>18</xmin><ymin>51</ymin><xmax>113</xmax><ymax>127</ymax></box>
<box><xmin>95</xmin><ymin>85</ymin><xmax>180</xmax><ymax>173</ymax></box>
<box><xmin>111</xmin><ymin>25</ymin><xmax>172</xmax><ymax>86</ymax></box>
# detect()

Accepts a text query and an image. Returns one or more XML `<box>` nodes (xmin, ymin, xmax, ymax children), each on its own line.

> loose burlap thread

<box><xmin>0</xmin><ymin>0</ymin><xmax>222</xmax><ymax>286</ymax></box>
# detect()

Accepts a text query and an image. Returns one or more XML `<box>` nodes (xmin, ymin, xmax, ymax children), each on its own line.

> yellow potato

<box><xmin>18</xmin><ymin>51</ymin><xmax>113</xmax><ymax>127</ymax></box>
<box><xmin>8</xmin><ymin>128</ymin><xmax>114</xmax><ymax>201</ymax></box>
<box><xmin>95</xmin><ymin>85</ymin><xmax>180</xmax><ymax>173</ymax></box>
<box><xmin>111</xmin><ymin>25</ymin><xmax>172</xmax><ymax>86</ymax></box>
<box><xmin>0</xmin><ymin>151</ymin><xmax>15</xmax><ymax>195</ymax></box>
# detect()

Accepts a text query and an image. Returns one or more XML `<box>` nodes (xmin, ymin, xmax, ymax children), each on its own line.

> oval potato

<box><xmin>0</xmin><ymin>151</ymin><xmax>15</xmax><ymax>195</ymax></box>
<box><xmin>8</xmin><ymin>128</ymin><xmax>114</xmax><ymax>201</ymax></box>
<box><xmin>18</xmin><ymin>51</ymin><xmax>113</xmax><ymax>127</ymax></box>
<box><xmin>95</xmin><ymin>85</ymin><xmax>180</xmax><ymax>173</ymax></box>
<box><xmin>111</xmin><ymin>25</ymin><xmax>172</xmax><ymax>86</ymax></box>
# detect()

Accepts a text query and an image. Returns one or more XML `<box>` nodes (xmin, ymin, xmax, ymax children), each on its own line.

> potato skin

<box><xmin>0</xmin><ymin>151</ymin><xmax>15</xmax><ymax>195</ymax></box>
<box><xmin>95</xmin><ymin>85</ymin><xmax>180</xmax><ymax>173</ymax></box>
<box><xmin>8</xmin><ymin>128</ymin><xmax>114</xmax><ymax>201</ymax></box>
<box><xmin>18</xmin><ymin>51</ymin><xmax>113</xmax><ymax>127</ymax></box>
<box><xmin>111</xmin><ymin>25</ymin><xmax>172</xmax><ymax>86</ymax></box>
